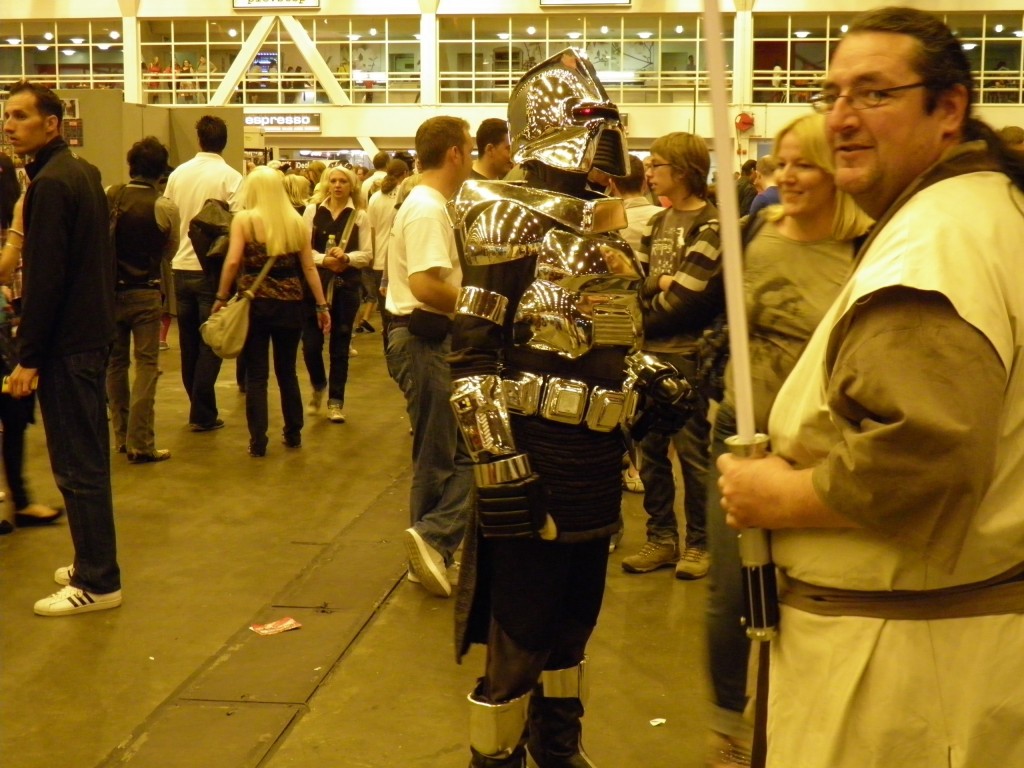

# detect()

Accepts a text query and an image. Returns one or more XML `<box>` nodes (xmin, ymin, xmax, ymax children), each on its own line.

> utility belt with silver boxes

<box><xmin>501</xmin><ymin>371</ymin><xmax>625</xmax><ymax>433</ymax></box>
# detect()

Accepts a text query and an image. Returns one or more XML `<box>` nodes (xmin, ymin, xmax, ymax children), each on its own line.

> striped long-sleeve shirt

<box><xmin>638</xmin><ymin>201</ymin><xmax>724</xmax><ymax>354</ymax></box>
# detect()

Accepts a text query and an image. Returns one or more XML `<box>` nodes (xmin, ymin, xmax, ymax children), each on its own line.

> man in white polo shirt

<box><xmin>164</xmin><ymin>115</ymin><xmax>241</xmax><ymax>431</ymax></box>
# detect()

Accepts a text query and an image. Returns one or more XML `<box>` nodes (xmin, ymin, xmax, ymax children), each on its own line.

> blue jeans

<box><xmin>38</xmin><ymin>347</ymin><xmax>120</xmax><ymax>594</ymax></box>
<box><xmin>301</xmin><ymin>281</ymin><xmax>360</xmax><ymax>406</ymax></box>
<box><xmin>173</xmin><ymin>269</ymin><xmax>223</xmax><ymax>427</ymax></box>
<box><xmin>385</xmin><ymin>326</ymin><xmax>472</xmax><ymax>561</ymax></box>
<box><xmin>107</xmin><ymin>288</ymin><xmax>162</xmax><ymax>454</ymax></box>
<box><xmin>244</xmin><ymin>299</ymin><xmax>304</xmax><ymax>451</ymax></box>
<box><xmin>638</xmin><ymin>352</ymin><xmax>710</xmax><ymax>550</ymax></box>
<box><xmin>705</xmin><ymin>404</ymin><xmax>751</xmax><ymax>739</ymax></box>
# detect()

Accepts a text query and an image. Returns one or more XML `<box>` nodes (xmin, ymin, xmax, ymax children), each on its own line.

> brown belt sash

<box><xmin>780</xmin><ymin>563</ymin><xmax>1024</xmax><ymax>620</ymax></box>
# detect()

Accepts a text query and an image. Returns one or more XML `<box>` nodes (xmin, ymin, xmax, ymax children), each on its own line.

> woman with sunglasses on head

<box><xmin>301</xmin><ymin>165</ymin><xmax>372</xmax><ymax>424</ymax></box>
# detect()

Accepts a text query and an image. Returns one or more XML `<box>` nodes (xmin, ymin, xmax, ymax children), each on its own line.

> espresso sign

<box><xmin>245</xmin><ymin>113</ymin><xmax>322</xmax><ymax>133</ymax></box>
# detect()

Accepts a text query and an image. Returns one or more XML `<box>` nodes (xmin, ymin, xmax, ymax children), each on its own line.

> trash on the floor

<box><xmin>250</xmin><ymin>617</ymin><xmax>302</xmax><ymax>636</ymax></box>
<box><xmin>649</xmin><ymin>718</ymin><xmax>667</xmax><ymax>727</ymax></box>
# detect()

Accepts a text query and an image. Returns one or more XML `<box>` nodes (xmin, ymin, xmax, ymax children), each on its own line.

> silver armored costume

<box><xmin>450</xmin><ymin>49</ymin><xmax>684</xmax><ymax>768</ymax></box>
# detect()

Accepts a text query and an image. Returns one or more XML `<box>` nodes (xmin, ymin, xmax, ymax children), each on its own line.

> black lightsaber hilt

<box><xmin>725</xmin><ymin>433</ymin><xmax>779</xmax><ymax>642</ymax></box>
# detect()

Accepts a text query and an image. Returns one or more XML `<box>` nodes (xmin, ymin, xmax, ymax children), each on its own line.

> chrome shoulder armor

<box><xmin>450</xmin><ymin>180</ymin><xmax>629</xmax><ymax>241</ymax></box>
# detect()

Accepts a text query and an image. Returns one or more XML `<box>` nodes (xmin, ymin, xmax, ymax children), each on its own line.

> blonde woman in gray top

<box><xmin>704</xmin><ymin>113</ymin><xmax>871</xmax><ymax>767</ymax></box>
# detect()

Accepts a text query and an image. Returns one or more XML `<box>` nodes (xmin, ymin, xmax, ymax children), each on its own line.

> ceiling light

<box><xmin>348</xmin><ymin>34</ymin><xmax>361</xmax><ymax>41</ymax></box>
<box><xmin>62</xmin><ymin>48</ymin><xmax>76</xmax><ymax>56</ymax></box>
<box><xmin>109</xmin><ymin>30</ymin><xmax>120</xmax><ymax>40</ymax></box>
<box><xmin>369</xmin><ymin>28</ymin><xmax>377</xmax><ymax>36</ymax></box>
<box><xmin>567</xmin><ymin>32</ymin><xmax>582</xmax><ymax>40</ymax></box>
<box><xmin>228</xmin><ymin>28</ymin><xmax>238</xmax><ymax>38</ymax></box>
<box><xmin>794</xmin><ymin>30</ymin><xmax>810</xmax><ymax>38</ymax></box>
<box><xmin>36</xmin><ymin>44</ymin><xmax>50</xmax><ymax>51</ymax></box>
<box><xmin>961</xmin><ymin>43</ymin><xmax>977</xmax><ymax>50</ymax></box>
<box><xmin>97</xmin><ymin>43</ymin><xmax>111</xmax><ymax>50</ymax></box>
<box><xmin>840</xmin><ymin>24</ymin><xmax>849</xmax><ymax>33</ymax></box>
<box><xmin>1015</xmin><ymin>30</ymin><xmax>1024</xmax><ymax>38</ymax></box>
<box><xmin>995</xmin><ymin>24</ymin><xmax>1004</xmax><ymax>33</ymax></box>
<box><xmin>6</xmin><ymin>38</ymin><xmax>21</xmax><ymax>45</ymax></box>
<box><xmin>497</xmin><ymin>33</ymin><xmax>510</xmax><ymax>40</ymax></box>
<box><xmin>526</xmin><ymin>26</ymin><xmax>536</xmax><ymax>35</ymax></box>
<box><xmin>70</xmin><ymin>37</ymin><xmax>85</xmax><ymax>44</ymax></box>
<box><xmin>636</xmin><ymin>31</ymin><xmax>653</xmax><ymax>39</ymax></box>
<box><xmin>44</xmin><ymin>32</ymin><xmax>54</xmax><ymax>41</ymax></box>
<box><xmin>600</xmin><ymin>26</ymin><xmax>609</xmax><ymax>34</ymax></box>
<box><xmin>413</xmin><ymin>33</ymin><xmax>421</xmax><ymax>40</ymax></box>
<box><xmin>675</xmin><ymin>25</ymin><xmax>684</xmax><ymax>34</ymax></box>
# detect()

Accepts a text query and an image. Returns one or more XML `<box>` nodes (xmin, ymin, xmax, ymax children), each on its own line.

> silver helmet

<box><xmin>508</xmin><ymin>48</ymin><xmax>630</xmax><ymax>177</ymax></box>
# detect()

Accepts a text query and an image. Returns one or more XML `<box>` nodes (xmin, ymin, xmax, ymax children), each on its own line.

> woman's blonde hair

<box><xmin>282</xmin><ymin>173</ymin><xmax>311</xmax><ymax>208</ymax></box>
<box><xmin>762</xmin><ymin>113</ymin><xmax>873</xmax><ymax>240</ymax></box>
<box><xmin>310</xmin><ymin>164</ymin><xmax>364</xmax><ymax>210</ymax></box>
<box><xmin>236</xmin><ymin>166</ymin><xmax>308</xmax><ymax>256</ymax></box>
<box><xmin>304</xmin><ymin>160</ymin><xmax>326</xmax><ymax>187</ymax></box>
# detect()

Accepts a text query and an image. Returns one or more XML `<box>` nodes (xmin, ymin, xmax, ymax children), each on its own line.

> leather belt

<box><xmin>502</xmin><ymin>371</ymin><xmax>624</xmax><ymax>433</ymax></box>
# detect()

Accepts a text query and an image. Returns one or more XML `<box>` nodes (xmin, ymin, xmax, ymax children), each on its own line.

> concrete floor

<box><xmin>0</xmin><ymin>323</ymin><xmax>713</xmax><ymax>768</ymax></box>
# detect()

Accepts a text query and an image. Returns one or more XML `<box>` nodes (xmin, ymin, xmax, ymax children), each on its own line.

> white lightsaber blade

<box><xmin>703</xmin><ymin>0</ymin><xmax>778</xmax><ymax>641</ymax></box>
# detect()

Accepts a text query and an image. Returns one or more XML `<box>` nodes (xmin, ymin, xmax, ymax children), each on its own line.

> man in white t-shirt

<box><xmin>385</xmin><ymin>116</ymin><xmax>475</xmax><ymax>598</ymax></box>
<box><xmin>164</xmin><ymin>115</ymin><xmax>241</xmax><ymax>431</ymax></box>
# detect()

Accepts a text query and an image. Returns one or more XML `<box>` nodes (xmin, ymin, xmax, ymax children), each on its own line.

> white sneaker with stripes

<box><xmin>54</xmin><ymin>564</ymin><xmax>74</xmax><ymax>585</ymax></box>
<box><xmin>34</xmin><ymin>585</ymin><xmax>122</xmax><ymax>616</ymax></box>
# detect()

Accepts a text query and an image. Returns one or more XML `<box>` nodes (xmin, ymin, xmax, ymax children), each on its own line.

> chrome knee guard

<box><xmin>539</xmin><ymin>659</ymin><xmax>589</xmax><ymax>705</ymax></box>
<box><xmin>469</xmin><ymin>686</ymin><xmax>532</xmax><ymax>759</ymax></box>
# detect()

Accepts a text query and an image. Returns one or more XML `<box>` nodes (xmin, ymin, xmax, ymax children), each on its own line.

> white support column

<box><xmin>121</xmin><ymin>17</ymin><xmax>142</xmax><ymax>104</ymax></box>
<box><xmin>210</xmin><ymin>15</ymin><xmax>276</xmax><ymax>106</ymax></box>
<box><xmin>419</xmin><ymin>0</ymin><xmax>440</xmax><ymax>106</ymax></box>
<box><xmin>733</xmin><ymin>7</ymin><xmax>754</xmax><ymax>106</ymax></box>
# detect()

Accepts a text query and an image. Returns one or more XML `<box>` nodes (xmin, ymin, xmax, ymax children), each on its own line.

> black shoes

<box><xmin>355</xmin><ymin>320</ymin><xmax>376</xmax><ymax>334</ymax></box>
<box><xmin>189</xmin><ymin>418</ymin><xmax>225</xmax><ymax>432</ymax></box>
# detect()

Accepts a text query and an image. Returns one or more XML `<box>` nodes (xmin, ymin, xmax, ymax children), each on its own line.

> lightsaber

<box><xmin>703</xmin><ymin>0</ymin><xmax>778</xmax><ymax>642</ymax></box>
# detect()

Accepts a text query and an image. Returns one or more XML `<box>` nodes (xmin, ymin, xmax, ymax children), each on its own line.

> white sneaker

<box><xmin>407</xmin><ymin>561</ymin><xmax>459</xmax><ymax>586</ymax></box>
<box><xmin>34</xmin><ymin>585</ymin><xmax>122</xmax><ymax>616</ymax></box>
<box><xmin>327</xmin><ymin>403</ymin><xmax>346</xmax><ymax>423</ymax></box>
<box><xmin>54</xmin><ymin>564</ymin><xmax>74</xmax><ymax>585</ymax></box>
<box><xmin>349</xmin><ymin>346</ymin><xmax>358</xmax><ymax>357</ymax></box>
<box><xmin>403</xmin><ymin>528</ymin><xmax>451</xmax><ymax>597</ymax></box>
<box><xmin>306</xmin><ymin>387</ymin><xmax>325</xmax><ymax>416</ymax></box>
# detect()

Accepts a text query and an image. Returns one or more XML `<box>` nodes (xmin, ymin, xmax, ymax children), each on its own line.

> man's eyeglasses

<box><xmin>809</xmin><ymin>82</ymin><xmax>927</xmax><ymax>114</ymax></box>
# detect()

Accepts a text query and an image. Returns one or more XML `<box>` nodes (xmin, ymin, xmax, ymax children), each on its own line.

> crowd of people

<box><xmin>3</xmin><ymin>6</ymin><xmax>1024</xmax><ymax>767</ymax></box>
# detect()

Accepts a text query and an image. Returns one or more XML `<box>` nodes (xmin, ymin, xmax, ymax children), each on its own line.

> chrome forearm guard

<box><xmin>451</xmin><ymin>375</ymin><xmax>519</xmax><ymax>462</ymax></box>
<box><xmin>455</xmin><ymin>286</ymin><xmax>509</xmax><ymax>326</ymax></box>
<box><xmin>473</xmin><ymin>453</ymin><xmax>533</xmax><ymax>486</ymax></box>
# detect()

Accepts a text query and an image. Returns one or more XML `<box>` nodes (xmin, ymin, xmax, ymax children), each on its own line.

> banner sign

<box><xmin>233</xmin><ymin>0</ymin><xmax>320</xmax><ymax>9</ymax></box>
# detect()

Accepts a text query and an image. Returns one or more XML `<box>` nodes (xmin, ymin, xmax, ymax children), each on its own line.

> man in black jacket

<box><xmin>3</xmin><ymin>81</ymin><xmax>122</xmax><ymax>616</ymax></box>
